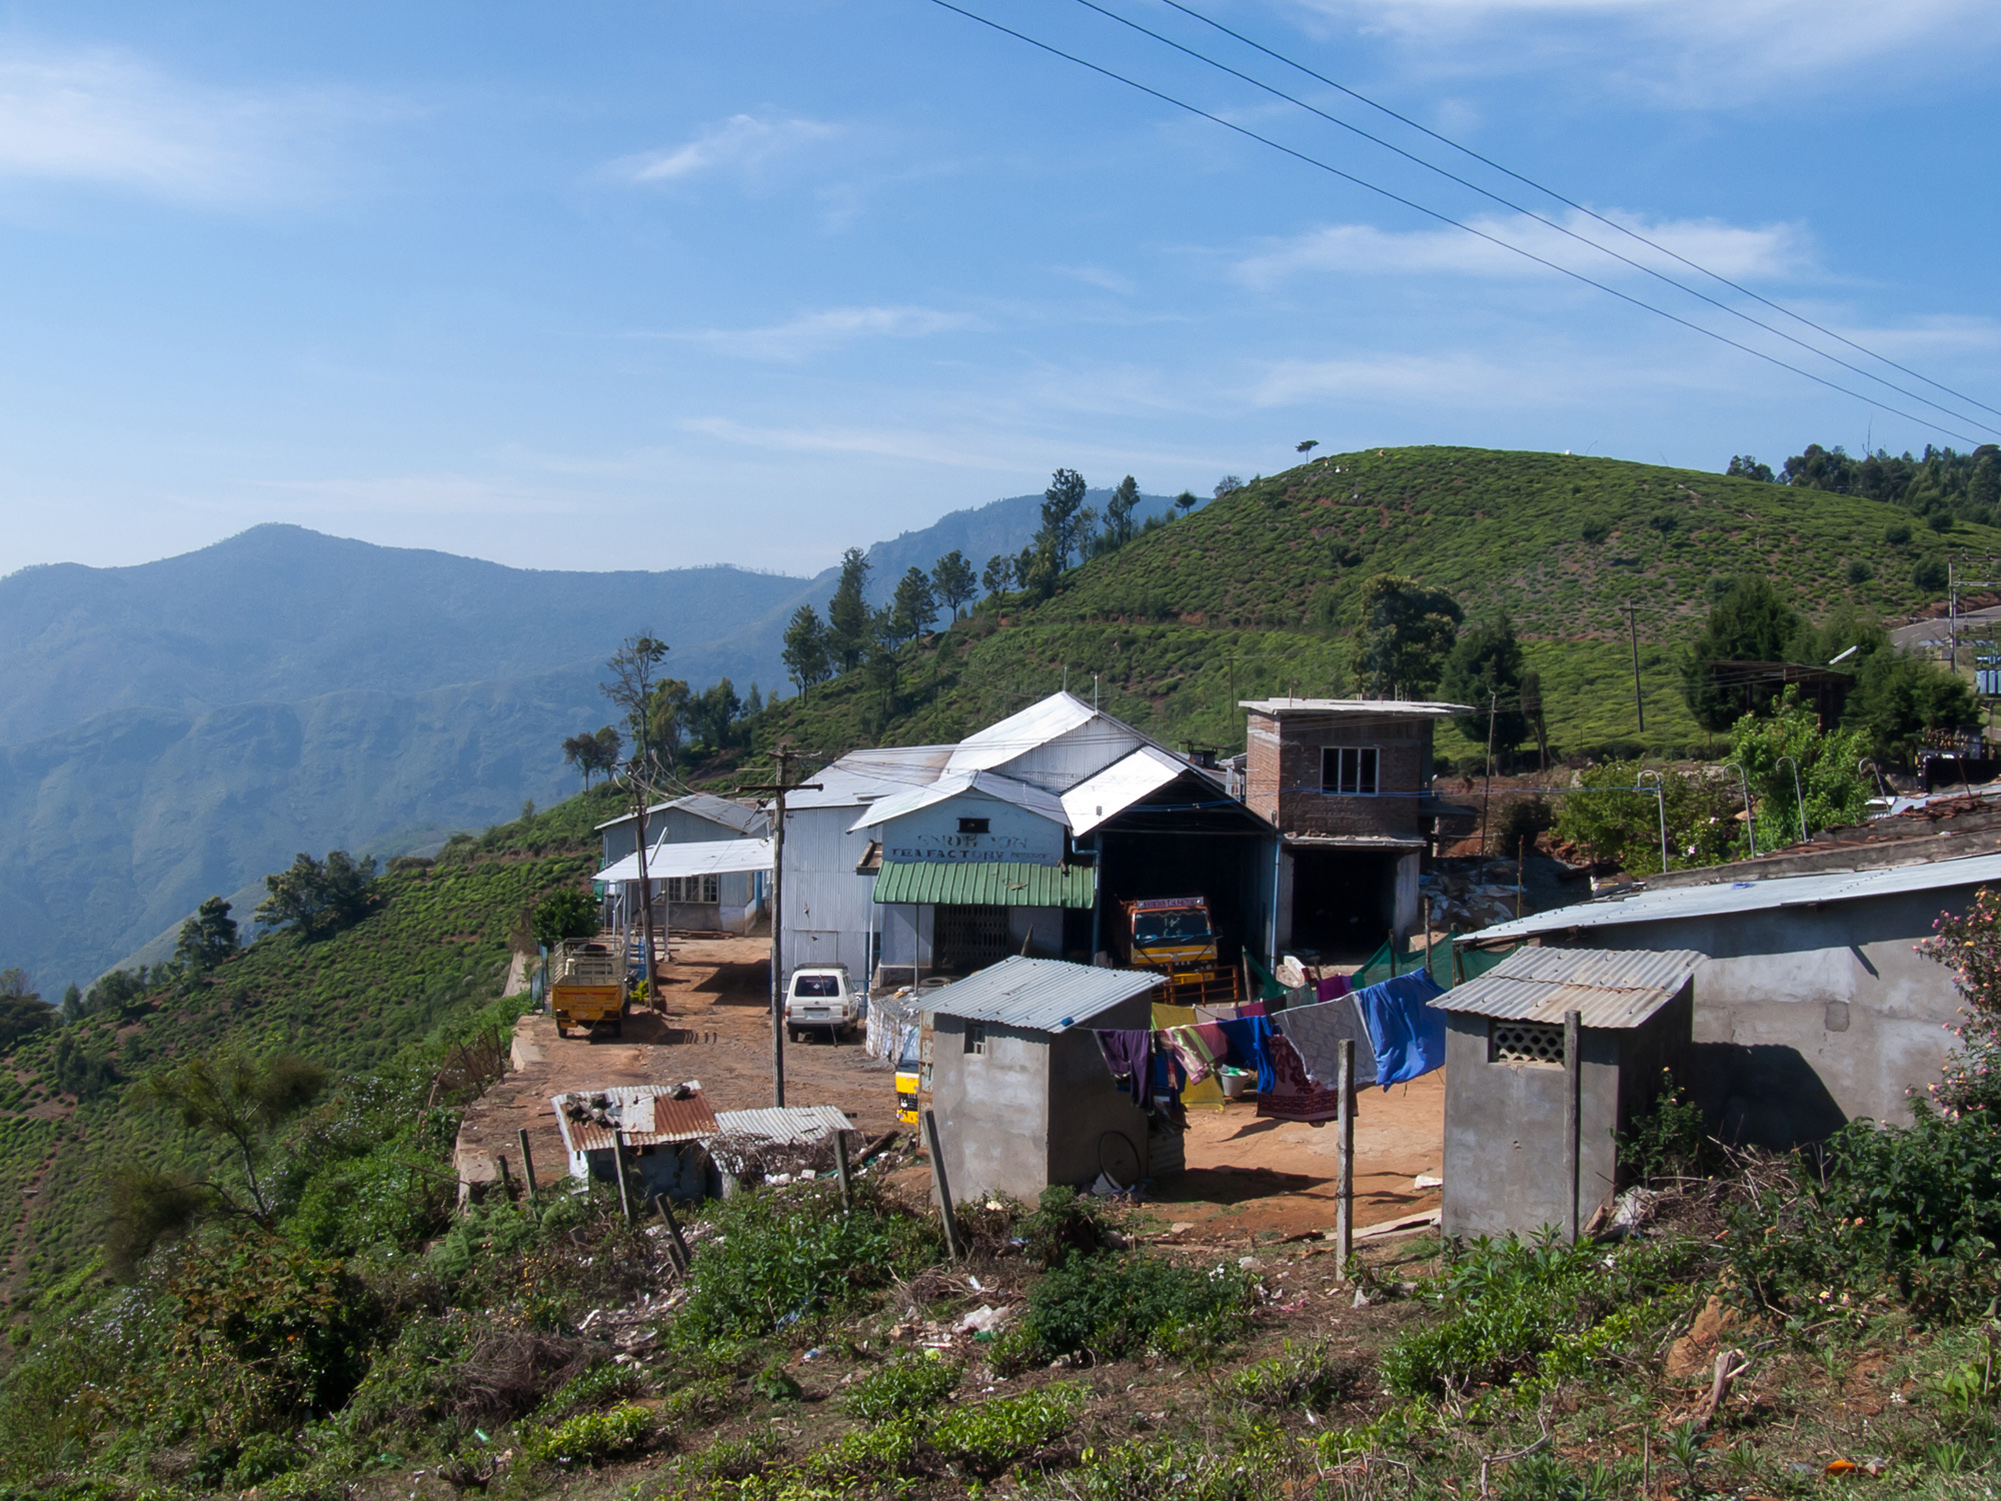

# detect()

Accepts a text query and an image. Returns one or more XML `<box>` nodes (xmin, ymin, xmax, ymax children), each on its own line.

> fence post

<box><xmin>1562</xmin><ymin>1010</ymin><xmax>1583</xmax><ymax>1244</ymax></box>
<box><xmin>833</xmin><ymin>1129</ymin><xmax>853</xmax><ymax>1214</ymax></box>
<box><xmin>612</xmin><ymin>1130</ymin><xmax>634</xmax><ymax>1225</ymax></box>
<box><xmin>1335</xmin><ymin>1039</ymin><xmax>1355</xmax><ymax>1281</ymax></box>
<box><xmin>920</xmin><ymin>1109</ymin><xmax>965</xmax><ymax>1261</ymax></box>
<box><xmin>517</xmin><ymin>1128</ymin><xmax>539</xmax><ymax>1208</ymax></box>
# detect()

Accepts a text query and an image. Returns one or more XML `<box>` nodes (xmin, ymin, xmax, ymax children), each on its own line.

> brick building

<box><xmin>1240</xmin><ymin>698</ymin><xmax>1473</xmax><ymax>957</ymax></box>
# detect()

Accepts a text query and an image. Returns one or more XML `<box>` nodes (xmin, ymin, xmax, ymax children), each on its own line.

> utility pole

<box><xmin>1479</xmin><ymin>690</ymin><xmax>1497</xmax><ymax>855</ymax></box>
<box><xmin>1623</xmin><ymin>604</ymin><xmax>1645</xmax><ymax>733</ymax></box>
<box><xmin>626</xmin><ymin>771</ymin><xmax>661</xmax><ymax>999</ymax></box>
<box><xmin>740</xmin><ymin>747</ymin><xmax>821</xmax><ymax>1108</ymax></box>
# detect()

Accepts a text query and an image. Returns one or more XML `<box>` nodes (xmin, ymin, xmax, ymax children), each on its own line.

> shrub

<box><xmin>532</xmin><ymin>1360</ymin><xmax>643</xmax><ymax>1419</ymax></box>
<box><xmin>1618</xmin><ymin>1070</ymin><xmax>1708</xmax><ymax>1184</ymax></box>
<box><xmin>1847</xmin><ymin>559</ymin><xmax>1874</xmax><ymax>584</ymax></box>
<box><xmin>1017</xmin><ymin>1253</ymin><xmax>1255</xmax><ymax>1366</ymax></box>
<box><xmin>519</xmin><ymin>1403</ymin><xmax>653</xmax><ymax>1467</ymax></box>
<box><xmin>1018</xmin><ymin>1185</ymin><xmax>1113</xmax><ymax>1269</ymax></box>
<box><xmin>928</xmin><ymin>1384</ymin><xmax>1086</xmax><ymax>1478</ymax></box>
<box><xmin>1885</xmin><ymin>521</ymin><xmax>1913</xmax><ymax>545</ymax></box>
<box><xmin>1492</xmin><ymin>797</ymin><xmax>1553</xmax><ymax>857</ymax></box>
<box><xmin>530</xmin><ymin>890</ymin><xmax>599</xmax><ymax>950</ymax></box>
<box><xmin>675</xmin><ymin>1181</ymin><xmax>941</xmax><ymax>1343</ymax></box>
<box><xmin>843</xmin><ymin>1355</ymin><xmax>960</xmax><ymax>1421</ymax></box>
<box><xmin>1227</xmin><ymin>1341</ymin><xmax>1363</xmax><ymax>1413</ymax></box>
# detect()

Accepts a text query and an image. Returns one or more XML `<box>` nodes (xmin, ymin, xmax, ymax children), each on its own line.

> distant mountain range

<box><xmin>0</xmin><ymin>487</ymin><xmax>1179</xmax><ymax>989</ymax></box>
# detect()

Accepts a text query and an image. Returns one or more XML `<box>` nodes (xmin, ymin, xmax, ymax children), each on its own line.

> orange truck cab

<box><xmin>1118</xmin><ymin>896</ymin><xmax>1240</xmax><ymax>1005</ymax></box>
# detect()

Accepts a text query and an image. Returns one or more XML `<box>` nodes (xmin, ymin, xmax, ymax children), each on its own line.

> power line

<box><xmin>1151</xmin><ymin>0</ymin><xmax>2001</xmax><ymax>431</ymax></box>
<box><xmin>922</xmin><ymin>0</ymin><xmax>1987</xmax><ymax>445</ymax></box>
<box><xmin>1067</xmin><ymin>0</ymin><xmax>2001</xmax><ymax>439</ymax></box>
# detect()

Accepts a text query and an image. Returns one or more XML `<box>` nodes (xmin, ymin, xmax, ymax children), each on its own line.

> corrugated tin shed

<box><xmin>846</xmin><ymin>771</ymin><xmax>1068</xmax><ymax>834</ymax></box>
<box><xmin>872</xmin><ymin>859</ymin><xmax>1097</xmax><ymax>909</ymax></box>
<box><xmin>1432</xmin><ymin>947</ymin><xmax>1702</xmax><ymax>1027</ymax></box>
<box><xmin>923</xmin><ymin>955</ymin><xmax>1163</xmax><ymax>1033</ymax></box>
<box><xmin>550</xmin><ymin>1084</ymin><xmax>718</xmax><ymax>1158</ymax></box>
<box><xmin>1239</xmin><ymin>697</ymin><xmax>1474</xmax><ymax>718</ymax></box>
<box><xmin>1464</xmin><ymin>850</ymin><xmax>2001</xmax><ymax>945</ymax></box>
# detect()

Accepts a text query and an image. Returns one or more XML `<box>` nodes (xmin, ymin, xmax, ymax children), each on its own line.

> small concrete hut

<box><xmin>923</xmin><ymin>957</ymin><xmax>1165</xmax><ymax>1203</ymax></box>
<box><xmin>1433</xmin><ymin>946</ymin><xmax>1699</xmax><ymax>1241</ymax></box>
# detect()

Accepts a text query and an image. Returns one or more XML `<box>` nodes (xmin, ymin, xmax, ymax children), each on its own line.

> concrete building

<box><xmin>1461</xmin><ymin>850</ymin><xmax>2001</xmax><ymax>1147</ymax></box>
<box><xmin>596</xmin><ymin>793</ymin><xmax>769</xmax><ymax>933</ymax></box>
<box><xmin>1433</xmin><ymin>947</ymin><xmax>1697</xmax><ymax>1240</ymax></box>
<box><xmin>922</xmin><ymin>957</ymin><xmax>1165</xmax><ymax>1202</ymax></box>
<box><xmin>1240</xmin><ymin>698</ymin><xmax>1474</xmax><ymax>957</ymax></box>
<box><xmin>776</xmin><ymin>694</ymin><xmax>1277</xmax><ymax>992</ymax></box>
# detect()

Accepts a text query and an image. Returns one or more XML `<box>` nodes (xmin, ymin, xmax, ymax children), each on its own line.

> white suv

<box><xmin>785</xmin><ymin>966</ymin><xmax>862</xmax><ymax>1042</ymax></box>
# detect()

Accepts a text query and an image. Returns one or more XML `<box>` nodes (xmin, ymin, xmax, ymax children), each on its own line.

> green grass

<box><xmin>747</xmin><ymin>446</ymin><xmax>1988</xmax><ymax>766</ymax></box>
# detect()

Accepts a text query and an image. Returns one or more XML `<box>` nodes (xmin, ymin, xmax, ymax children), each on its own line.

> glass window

<box><xmin>957</xmin><ymin>817</ymin><xmax>991</xmax><ymax>834</ymax></box>
<box><xmin>965</xmin><ymin>1021</ymin><xmax>987</xmax><ymax>1055</ymax></box>
<box><xmin>1133</xmin><ymin>910</ymin><xmax>1213</xmax><ymax>944</ymax></box>
<box><xmin>1321</xmin><ymin>746</ymin><xmax>1380</xmax><ymax>795</ymax></box>
<box><xmin>793</xmin><ymin>974</ymin><xmax>841</xmax><ymax>998</ymax></box>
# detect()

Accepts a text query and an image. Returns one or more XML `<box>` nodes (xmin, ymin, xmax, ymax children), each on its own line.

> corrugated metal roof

<box><xmin>594</xmin><ymin>836</ymin><xmax>772</xmax><ymax>885</ymax></box>
<box><xmin>595</xmin><ymin>793</ymin><xmax>767</xmax><ymax>835</ymax></box>
<box><xmin>846</xmin><ymin>771</ymin><xmax>1068</xmax><ymax>834</ymax></box>
<box><xmin>711</xmin><ymin>1105</ymin><xmax>856</xmax><ymax>1145</ymax></box>
<box><xmin>1432</xmin><ymin>946</ymin><xmax>1702</xmax><ymax>1026</ymax></box>
<box><xmin>1464</xmin><ymin>850</ymin><xmax>2001</xmax><ymax>945</ymax></box>
<box><xmin>872</xmin><ymin>859</ymin><xmax>1097</xmax><ymax>909</ymax></box>
<box><xmin>551</xmin><ymin>1085</ymin><xmax>719</xmax><ymax>1156</ymax></box>
<box><xmin>785</xmin><ymin>745</ymin><xmax>956</xmax><ymax>810</ymax></box>
<box><xmin>945</xmin><ymin>692</ymin><xmax>1098</xmax><ymax>774</ymax></box>
<box><xmin>923</xmin><ymin>955</ymin><xmax>1163</xmax><ymax>1032</ymax></box>
<box><xmin>1239</xmin><ymin>698</ymin><xmax>1475</xmax><ymax>717</ymax></box>
<box><xmin>1062</xmin><ymin>746</ymin><xmax>1186</xmax><ymax>834</ymax></box>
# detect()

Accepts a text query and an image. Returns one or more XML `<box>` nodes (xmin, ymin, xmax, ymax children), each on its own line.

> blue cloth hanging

<box><xmin>1216</xmin><ymin>1015</ymin><xmax>1276</xmax><ymax>1093</ymax></box>
<box><xmin>1352</xmin><ymin>970</ymin><xmax>1448</xmax><ymax>1087</ymax></box>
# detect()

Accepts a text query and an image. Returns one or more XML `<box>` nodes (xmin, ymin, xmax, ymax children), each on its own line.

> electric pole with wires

<box><xmin>739</xmin><ymin>745</ymin><xmax>822</xmax><ymax>1108</ymax></box>
<box><xmin>1623</xmin><ymin>603</ymin><xmax>1646</xmax><ymax>734</ymax></box>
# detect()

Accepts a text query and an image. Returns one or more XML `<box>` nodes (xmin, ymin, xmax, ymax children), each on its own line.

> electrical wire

<box><xmin>1152</xmin><ymin>0</ymin><xmax>2001</xmax><ymax>430</ymax></box>
<box><xmin>923</xmin><ymin>0</ymin><xmax>1986</xmax><ymax>444</ymax></box>
<box><xmin>1068</xmin><ymin>0</ymin><xmax>2001</xmax><ymax>439</ymax></box>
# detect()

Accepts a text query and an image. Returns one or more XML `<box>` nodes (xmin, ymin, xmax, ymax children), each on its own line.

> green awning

<box><xmin>872</xmin><ymin>860</ymin><xmax>1097</xmax><ymax>909</ymax></box>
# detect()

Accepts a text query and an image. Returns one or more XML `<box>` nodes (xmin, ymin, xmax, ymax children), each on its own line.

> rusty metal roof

<box><xmin>1429</xmin><ymin>946</ymin><xmax>1701</xmax><ymax>1028</ymax></box>
<box><xmin>550</xmin><ymin>1084</ymin><xmax>717</xmax><ymax>1157</ymax></box>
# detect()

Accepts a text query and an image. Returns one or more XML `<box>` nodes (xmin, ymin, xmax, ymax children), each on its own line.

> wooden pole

<box><xmin>1625</xmin><ymin>603</ymin><xmax>1646</xmax><ymax>734</ymax></box>
<box><xmin>633</xmin><ymin>781</ymin><xmax>660</xmax><ymax>1002</ymax></box>
<box><xmin>612</xmin><ymin>1130</ymin><xmax>634</xmax><ymax>1224</ymax></box>
<box><xmin>517</xmin><ymin>1128</ymin><xmax>539</xmax><ymax>1208</ymax></box>
<box><xmin>1335</xmin><ymin>1038</ymin><xmax>1354</xmax><ymax>1281</ymax></box>
<box><xmin>1562</xmin><ymin>1010</ymin><xmax>1582</xmax><ymax>1244</ymax></box>
<box><xmin>921</xmin><ymin>1109</ymin><xmax>965</xmax><ymax>1261</ymax></box>
<box><xmin>493</xmin><ymin>1153</ymin><xmax>512</xmax><ymax>1201</ymax></box>
<box><xmin>833</xmin><ymin>1129</ymin><xmax>853</xmax><ymax>1214</ymax></box>
<box><xmin>1480</xmin><ymin>689</ymin><xmax>1498</xmax><ymax>854</ymax></box>
<box><xmin>1423</xmin><ymin>898</ymin><xmax>1433</xmax><ymax>980</ymax></box>
<box><xmin>770</xmin><ymin>747</ymin><xmax>790</xmax><ymax>1108</ymax></box>
<box><xmin>656</xmin><ymin>1191</ymin><xmax>692</xmax><ymax>1270</ymax></box>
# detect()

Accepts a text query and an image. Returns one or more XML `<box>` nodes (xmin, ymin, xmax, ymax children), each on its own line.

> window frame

<box><xmin>1320</xmin><ymin>745</ymin><xmax>1381</xmax><ymax>796</ymax></box>
<box><xmin>964</xmin><ymin>1021</ymin><xmax>987</xmax><ymax>1056</ymax></box>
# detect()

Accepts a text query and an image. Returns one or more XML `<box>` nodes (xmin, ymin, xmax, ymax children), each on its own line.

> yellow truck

<box><xmin>1118</xmin><ymin>896</ymin><xmax>1241</xmax><ymax>1006</ymax></box>
<box><xmin>548</xmin><ymin>938</ymin><xmax>628</xmax><ymax>1037</ymax></box>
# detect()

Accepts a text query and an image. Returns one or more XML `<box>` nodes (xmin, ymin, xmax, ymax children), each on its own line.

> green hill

<box><xmin>748</xmin><ymin>445</ymin><xmax>1988</xmax><ymax>764</ymax></box>
<box><xmin>0</xmin><ymin>790</ymin><xmax>615</xmax><ymax>1302</ymax></box>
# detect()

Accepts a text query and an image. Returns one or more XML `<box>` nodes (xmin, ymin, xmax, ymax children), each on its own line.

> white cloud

<box><xmin>1281</xmin><ymin>0</ymin><xmax>2001</xmax><ymax>100</ymax></box>
<box><xmin>0</xmin><ymin>46</ymin><xmax>349</xmax><ymax>204</ymax></box>
<box><xmin>611</xmin><ymin>113</ymin><xmax>837</xmax><ymax>185</ymax></box>
<box><xmin>665</xmin><ymin>304</ymin><xmax>983</xmax><ymax>361</ymax></box>
<box><xmin>252</xmin><ymin>473</ymin><xmax>590</xmax><ymax>517</ymax></box>
<box><xmin>1234</xmin><ymin>208</ymin><xmax>1809</xmax><ymax>288</ymax></box>
<box><xmin>1052</xmin><ymin>264</ymin><xmax>1139</xmax><ymax>296</ymax></box>
<box><xmin>678</xmin><ymin>415</ymin><xmax>1022</xmax><ymax>471</ymax></box>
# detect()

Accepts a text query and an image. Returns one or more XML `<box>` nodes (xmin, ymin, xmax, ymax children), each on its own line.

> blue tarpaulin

<box><xmin>1353</xmin><ymin>970</ymin><xmax>1448</xmax><ymax>1087</ymax></box>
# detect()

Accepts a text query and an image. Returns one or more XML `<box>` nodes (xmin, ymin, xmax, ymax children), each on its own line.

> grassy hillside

<box><xmin>749</xmin><ymin>446</ymin><xmax>1992</xmax><ymax>765</ymax></box>
<box><xmin>0</xmin><ymin>794</ymin><xmax>609</xmax><ymax>1301</ymax></box>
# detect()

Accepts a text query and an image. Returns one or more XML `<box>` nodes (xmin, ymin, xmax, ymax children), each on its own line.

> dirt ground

<box><xmin>455</xmin><ymin>936</ymin><xmax>1446</xmax><ymax>1236</ymax></box>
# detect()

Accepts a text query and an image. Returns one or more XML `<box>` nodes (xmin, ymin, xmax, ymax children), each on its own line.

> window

<box><xmin>792</xmin><ymin>974</ymin><xmax>841</xmax><ymax>998</ymax></box>
<box><xmin>664</xmin><ymin>874</ymin><xmax>721</xmax><ymax>902</ymax></box>
<box><xmin>1321</xmin><ymin>746</ymin><xmax>1379</xmax><ymax>795</ymax></box>
<box><xmin>1488</xmin><ymin>1019</ymin><xmax>1564</xmax><ymax>1067</ymax></box>
<box><xmin>964</xmin><ymin>1021</ymin><xmax>987</xmax><ymax>1056</ymax></box>
<box><xmin>957</xmin><ymin>816</ymin><xmax>991</xmax><ymax>835</ymax></box>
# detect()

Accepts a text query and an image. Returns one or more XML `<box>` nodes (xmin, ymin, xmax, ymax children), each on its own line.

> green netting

<box><xmin>1347</xmin><ymin>935</ymin><xmax>1515</xmax><ymax>992</ymax></box>
<box><xmin>1245</xmin><ymin>952</ymin><xmax>1292</xmax><ymax>1002</ymax></box>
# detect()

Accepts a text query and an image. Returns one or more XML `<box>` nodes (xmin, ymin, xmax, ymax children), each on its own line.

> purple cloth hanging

<box><xmin>1093</xmin><ymin>1029</ymin><xmax>1155</xmax><ymax>1110</ymax></box>
<box><xmin>1316</xmin><ymin>973</ymin><xmax>1354</xmax><ymax>1002</ymax></box>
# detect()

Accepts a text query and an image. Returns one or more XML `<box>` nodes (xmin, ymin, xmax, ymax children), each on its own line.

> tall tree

<box><xmin>782</xmin><ymin>604</ymin><xmax>832</xmax><ymax>696</ymax></box>
<box><xmin>592</xmin><ymin>724</ymin><xmax>623</xmax><ymax>777</ymax></box>
<box><xmin>1439</xmin><ymin>616</ymin><xmax>1528</xmax><ymax>755</ymax></box>
<box><xmin>647</xmin><ymin>679</ymin><xmax>692</xmax><ymax>761</ymax></box>
<box><xmin>1038</xmin><ymin>469</ymin><xmax>1095</xmax><ymax>569</ymax></box>
<box><xmin>827</xmin><ymin>547</ymin><xmax>875</xmax><ymax>671</ymax></box>
<box><xmin>1519</xmin><ymin>669</ymin><xmax>1550</xmax><ymax>771</ymax></box>
<box><xmin>174</xmin><ymin>897</ymin><xmax>239</xmax><ymax>974</ymax></box>
<box><xmin>1213</xmin><ymin>475</ymin><xmax>1243</xmax><ymax>500</ymax></box>
<box><xmin>1679</xmin><ymin>576</ymin><xmax>1804</xmax><ymax>731</ymax></box>
<box><xmin>1175</xmin><ymin>490</ymin><xmax>1199</xmax><ymax>516</ymax></box>
<box><xmin>0</xmin><ymin>969</ymin><xmax>49</xmax><ymax>1052</ymax></box>
<box><xmin>1104</xmin><ymin>475</ymin><xmax>1142</xmax><ymax>549</ymax></box>
<box><xmin>600</xmin><ymin>632</ymin><xmax>670</xmax><ymax>762</ymax></box>
<box><xmin>982</xmin><ymin>553</ymin><xmax>1016</xmax><ymax>599</ymax></box>
<box><xmin>254</xmin><ymin>852</ymin><xmax>377</xmax><ymax>939</ymax></box>
<box><xmin>888</xmin><ymin>567</ymin><xmax>938</xmax><ymax>645</ymax></box>
<box><xmin>562</xmin><ymin>731</ymin><xmax>606</xmax><ymax>788</ymax></box>
<box><xmin>686</xmin><ymin>678</ymin><xmax>744</xmax><ymax>751</ymax></box>
<box><xmin>931</xmin><ymin>550</ymin><xmax>977</xmax><ymax>619</ymax></box>
<box><xmin>1347</xmin><ymin>575</ymin><xmax>1463</xmax><ymax>699</ymax></box>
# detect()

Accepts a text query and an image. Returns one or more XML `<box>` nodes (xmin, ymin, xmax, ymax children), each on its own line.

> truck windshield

<box><xmin>1133</xmin><ymin>910</ymin><xmax>1211</xmax><ymax>944</ymax></box>
<box><xmin>793</xmin><ymin>975</ymin><xmax>841</xmax><ymax>998</ymax></box>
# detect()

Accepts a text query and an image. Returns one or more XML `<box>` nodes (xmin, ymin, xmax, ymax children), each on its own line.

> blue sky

<box><xmin>0</xmin><ymin>0</ymin><xmax>1996</xmax><ymax>577</ymax></box>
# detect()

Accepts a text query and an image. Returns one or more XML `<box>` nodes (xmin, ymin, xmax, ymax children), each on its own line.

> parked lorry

<box><xmin>784</xmin><ymin>965</ymin><xmax>862</xmax><ymax>1042</ymax></box>
<box><xmin>1117</xmin><ymin>896</ymin><xmax>1241</xmax><ymax>1005</ymax></box>
<box><xmin>549</xmin><ymin>938</ymin><xmax>628</xmax><ymax>1037</ymax></box>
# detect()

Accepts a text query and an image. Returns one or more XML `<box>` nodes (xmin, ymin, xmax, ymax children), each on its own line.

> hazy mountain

<box><xmin>1</xmin><ymin>486</ymin><xmax>1175</xmax><ymax>989</ymax></box>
